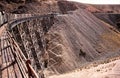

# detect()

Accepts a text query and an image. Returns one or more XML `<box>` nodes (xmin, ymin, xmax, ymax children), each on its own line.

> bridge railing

<box><xmin>7</xmin><ymin>31</ymin><xmax>39</xmax><ymax>78</ymax></box>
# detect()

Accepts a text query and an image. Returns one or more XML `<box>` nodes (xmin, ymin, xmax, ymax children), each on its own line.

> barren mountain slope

<box><xmin>93</xmin><ymin>14</ymin><xmax>120</xmax><ymax>30</ymax></box>
<box><xmin>75</xmin><ymin>2</ymin><xmax>120</xmax><ymax>13</ymax></box>
<box><xmin>0</xmin><ymin>0</ymin><xmax>120</xmax><ymax>14</ymax></box>
<box><xmin>92</xmin><ymin>5</ymin><xmax>120</xmax><ymax>13</ymax></box>
<box><xmin>45</xmin><ymin>8</ymin><xmax>120</xmax><ymax>74</ymax></box>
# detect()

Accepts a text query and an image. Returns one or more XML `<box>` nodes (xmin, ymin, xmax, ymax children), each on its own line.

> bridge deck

<box><xmin>0</xmin><ymin>29</ymin><xmax>28</xmax><ymax>78</ymax></box>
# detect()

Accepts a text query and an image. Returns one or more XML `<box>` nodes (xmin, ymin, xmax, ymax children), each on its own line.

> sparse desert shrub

<box><xmin>79</xmin><ymin>49</ymin><xmax>86</xmax><ymax>57</ymax></box>
<box><xmin>104</xmin><ymin>76</ymin><xmax>109</xmax><ymax>78</ymax></box>
<box><xmin>96</xmin><ymin>69</ymin><xmax>100</xmax><ymax>72</ymax></box>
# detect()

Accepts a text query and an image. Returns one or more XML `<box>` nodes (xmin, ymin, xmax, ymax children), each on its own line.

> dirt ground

<box><xmin>48</xmin><ymin>58</ymin><xmax>120</xmax><ymax>78</ymax></box>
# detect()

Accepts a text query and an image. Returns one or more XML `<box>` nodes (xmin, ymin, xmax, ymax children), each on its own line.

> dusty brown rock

<box><xmin>11</xmin><ymin>5</ymin><xmax>27</xmax><ymax>14</ymax></box>
<box><xmin>57</xmin><ymin>1</ymin><xmax>78</xmax><ymax>14</ymax></box>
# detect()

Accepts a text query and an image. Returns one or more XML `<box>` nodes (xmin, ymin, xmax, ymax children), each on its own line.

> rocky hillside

<box><xmin>44</xmin><ymin>8</ymin><xmax>120</xmax><ymax>74</ymax></box>
<box><xmin>0</xmin><ymin>0</ymin><xmax>60</xmax><ymax>13</ymax></box>
<box><xmin>94</xmin><ymin>14</ymin><xmax>120</xmax><ymax>30</ymax></box>
<box><xmin>0</xmin><ymin>0</ymin><xmax>120</xmax><ymax>14</ymax></box>
<box><xmin>75</xmin><ymin>2</ymin><xmax>120</xmax><ymax>13</ymax></box>
<box><xmin>92</xmin><ymin>5</ymin><xmax>120</xmax><ymax>13</ymax></box>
